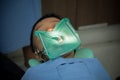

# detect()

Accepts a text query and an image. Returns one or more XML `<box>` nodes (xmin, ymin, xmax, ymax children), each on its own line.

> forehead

<box><xmin>34</xmin><ymin>17</ymin><xmax>60</xmax><ymax>31</ymax></box>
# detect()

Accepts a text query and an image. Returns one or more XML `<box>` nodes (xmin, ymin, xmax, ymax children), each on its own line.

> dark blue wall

<box><xmin>0</xmin><ymin>0</ymin><xmax>42</xmax><ymax>53</ymax></box>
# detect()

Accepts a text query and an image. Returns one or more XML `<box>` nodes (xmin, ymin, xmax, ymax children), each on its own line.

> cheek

<box><xmin>33</xmin><ymin>36</ymin><xmax>43</xmax><ymax>50</ymax></box>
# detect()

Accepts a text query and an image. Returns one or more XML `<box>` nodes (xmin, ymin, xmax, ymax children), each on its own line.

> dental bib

<box><xmin>34</xmin><ymin>18</ymin><xmax>81</xmax><ymax>59</ymax></box>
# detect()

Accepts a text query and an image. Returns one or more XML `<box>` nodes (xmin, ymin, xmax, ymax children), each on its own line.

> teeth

<box><xmin>57</xmin><ymin>36</ymin><xmax>63</xmax><ymax>43</ymax></box>
<box><xmin>34</xmin><ymin>48</ymin><xmax>40</xmax><ymax>54</ymax></box>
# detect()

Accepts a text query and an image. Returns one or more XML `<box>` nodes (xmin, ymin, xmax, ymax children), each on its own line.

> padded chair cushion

<box><xmin>74</xmin><ymin>48</ymin><xmax>94</xmax><ymax>58</ymax></box>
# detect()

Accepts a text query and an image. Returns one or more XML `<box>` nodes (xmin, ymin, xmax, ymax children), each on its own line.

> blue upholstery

<box><xmin>22</xmin><ymin>58</ymin><xmax>112</xmax><ymax>80</ymax></box>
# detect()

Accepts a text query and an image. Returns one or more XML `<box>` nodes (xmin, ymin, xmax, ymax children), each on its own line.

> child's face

<box><xmin>33</xmin><ymin>17</ymin><xmax>74</xmax><ymax>60</ymax></box>
<box><xmin>33</xmin><ymin>17</ymin><xmax>60</xmax><ymax>55</ymax></box>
